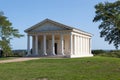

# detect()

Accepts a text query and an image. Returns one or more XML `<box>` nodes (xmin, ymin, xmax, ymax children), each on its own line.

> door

<box><xmin>54</xmin><ymin>43</ymin><xmax>57</xmax><ymax>55</ymax></box>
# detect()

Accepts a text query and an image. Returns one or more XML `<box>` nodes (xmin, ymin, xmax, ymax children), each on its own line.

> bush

<box><xmin>12</xmin><ymin>50</ymin><xmax>27</xmax><ymax>57</ymax></box>
<box><xmin>109</xmin><ymin>50</ymin><xmax>120</xmax><ymax>58</ymax></box>
<box><xmin>92</xmin><ymin>50</ymin><xmax>106</xmax><ymax>55</ymax></box>
<box><xmin>92</xmin><ymin>50</ymin><xmax>120</xmax><ymax>58</ymax></box>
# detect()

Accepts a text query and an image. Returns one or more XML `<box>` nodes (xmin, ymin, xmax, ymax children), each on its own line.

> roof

<box><xmin>24</xmin><ymin>18</ymin><xmax>92</xmax><ymax>36</ymax></box>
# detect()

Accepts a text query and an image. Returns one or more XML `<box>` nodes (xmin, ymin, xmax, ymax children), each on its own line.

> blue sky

<box><xmin>0</xmin><ymin>0</ymin><xmax>117</xmax><ymax>50</ymax></box>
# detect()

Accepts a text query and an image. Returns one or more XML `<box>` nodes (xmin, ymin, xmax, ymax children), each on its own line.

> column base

<box><xmin>35</xmin><ymin>53</ymin><xmax>38</xmax><ymax>55</ymax></box>
<box><xmin>61</xmin><ymin>53</ymin><xmax>64</xmax><ymax>55</ymax></box>
<box><xmin>34</xmin><ymin>53</ymin><xmax>39</xmax><ymax>56</ymax></box>
<box><xmin>51</xmin><ymin>53</ymin><xmax>56</xmax><ymax>55</ymax></box>
<box><xmin>43</xmin><ymin>53</ymin><xmax>47</xmax><ymax>55</ymax></box>
<box><xmin>26</xmin><ymin>52</ymin><xmax>31</xmax><ymax>56</ymax></box>
<box><xmin>26</xmin><ymin>54</ymin><xmax>31</xmax><ymax>56</ymax></box>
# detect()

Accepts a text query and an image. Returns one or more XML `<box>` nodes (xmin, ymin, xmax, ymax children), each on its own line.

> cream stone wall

<box><xmin>70</xmin><ymin>32</ymin><xmax>92</xmax><ymax>57</ymax></box>
<box><xmin>64</xmin><ymin>34</ymin><xmax>70</xmax><ymax>55</ymax></box>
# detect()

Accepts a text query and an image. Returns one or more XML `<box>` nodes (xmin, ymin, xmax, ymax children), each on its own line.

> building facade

<box><xmin>24</xmin><ymin>19</ymin><xmax>93</xmax><ymax>58</ymax></box>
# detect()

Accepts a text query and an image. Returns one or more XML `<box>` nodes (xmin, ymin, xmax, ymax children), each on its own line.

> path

<box><xmin>0</xmin><ymin>57</ymin><xmax>40</xmax><ymax>63</ymax></box>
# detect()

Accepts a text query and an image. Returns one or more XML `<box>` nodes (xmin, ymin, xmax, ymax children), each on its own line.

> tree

<box><xmin>0</xmin><ymin>11</ymin><xmax>24</xmax><ymax>57</ymax></box>
<box><xmin>93</xmin><ymin>1</ymin><xmax>120</xmax><ymax>49</ymax></box>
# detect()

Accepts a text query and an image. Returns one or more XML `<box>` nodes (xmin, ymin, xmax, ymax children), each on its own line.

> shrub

<box><xmin>92</xmin><ymin>50</ymin><xmax>120</xmax><ymax>58</ymax></box>
<box><xmin>12</xmin><ymin>50</ymin><xmax>27</xmax><ymax>57</ymax></box>
<box><xmin>92</xmin><ymin>50</ymin><xmax>106</xmax><ymax>55</ymax></box>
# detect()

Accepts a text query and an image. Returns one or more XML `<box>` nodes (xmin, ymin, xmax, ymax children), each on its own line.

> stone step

<box><xmin>25</xmin><ymin>54</ymin><xmax>68</xmax><ymax>58</ymax></box>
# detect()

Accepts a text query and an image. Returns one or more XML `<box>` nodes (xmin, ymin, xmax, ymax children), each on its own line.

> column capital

<box><xmin>27</xmin><ymin>34</ymin><xmax>30</xmax><ymax>36</ymax></box>
<box><xmin>43</xmin><ymin>34</ymin><xmax>46</xmax><ymax>36</ymax></box>
<box><xmin>52</xmin><ymin>33</ymin><xmax>55</xmax><ymax>35</ymax></box>
<box><xmin>70</xmin><ymin>32</ymin><xmax>73</xmax><ymax>35</ymax></box>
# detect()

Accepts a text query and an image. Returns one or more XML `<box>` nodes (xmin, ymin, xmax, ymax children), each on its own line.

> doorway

<box><xmin>54</xmin><ymin>43</ymin><xmax>57</xmax><ymax>55</ymax></box>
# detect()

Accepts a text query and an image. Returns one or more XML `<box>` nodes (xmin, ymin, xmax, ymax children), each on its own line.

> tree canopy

<box><xmin>0</xmin><ymin>11</ymin><xmax>24</xmax><ymax>56</ymax></box>
<box><xmin>93</xmin><ymin>0</ymin><xmax>120</xmax><ymax>49</ymax></box>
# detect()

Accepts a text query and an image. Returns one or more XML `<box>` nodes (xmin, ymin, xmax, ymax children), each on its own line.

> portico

<box><xmin>27</xmin><ymin>32</ymin><xmax>71</xmax><ymax>56</ymax></box>
<box><xmin>25</xmin><ymin>19</ymin><xmax>93</xmax><ymax>58</ymax></box>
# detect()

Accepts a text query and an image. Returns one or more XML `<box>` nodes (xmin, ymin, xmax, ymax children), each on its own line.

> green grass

<box><xmin>0</xmin><ymin>57</ymin><xmax>120</xmax><ymax>80</ymax></box>
<box><xmin>0</xmin><ymin>57</ymin><xmax>16</xmax><ymax>60</ymax></box>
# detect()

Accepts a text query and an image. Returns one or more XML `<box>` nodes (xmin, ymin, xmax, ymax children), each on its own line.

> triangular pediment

<box><xmin>30</xmin><ymin>22</ymin><xmax>69</xmax><ymax>32</ymax></box>
<box><xmin>24</xmin><ymin>19</ymin><xmax>92</xmax><ymax>37</ymax></box>
<box><xmin>25</xmin><ymin>19</ymin><xmax>73</xmax><ymax>32</ymax></box>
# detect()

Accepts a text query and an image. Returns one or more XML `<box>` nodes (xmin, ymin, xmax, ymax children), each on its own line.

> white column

<box><xmin>83</xmin><ymin>37</ymin><xmax>85</xmax><ymax>54</ymax></box>
<box><xmin>78</xmin><ymin>36</ymin><xmax>80</xmax><ymax>54</ymax></box>
<box><xmin>76</xmin><ymin>36</ymin><xmax>78</xmax><ymax>55</ymax></box>
<box><xmin>70</xmin><ymin>33</ymin><xmax>73</xmax><ymax>55</ymax></box>
<box><xmin>32</xmin><ymin>36</ymin><xmax>35</xmax><ymax>54</ymax></box>
<box><xmin>85</xmin><ymin>38</ymin><xmax>87</xmax><ymax>54</ymax></box>
<box><xmin>84</xmin><ymin>38</ymin><xmax>86</xmax><ymax>54</ymax></box>
<box><xmin>73</xmin><ymin>35</ymin><xmax>75</xmax><ymax>54</ymax></box>
<box><xmin>89</xmin><ymin>38</ymin><xmax>91</xmax><ymax>54</ymax></box>
<box><xmin>86</xmin><ymin>38</ymin><xmax>88</xmax><ymax>54</ymax></box>
<box><xmin>81</xmin><ymin>37</ymin><xmax>83</xmax><ymax>54</ymax></box>
<box><xmin>74</xmin><ymin>35</ymin><xmax>76</xmax><ymax>55</ymax></box>
<box><xmin>52</xmin><ymin>34</ymin><xmax>55</xmax><ymax>55</ymax></box>
<box><xmin>60</xmin><ymin>34</ymin><xmax>64</xmax><ymax>55</ymax></box>
<box><xmin>43</xmin><ymin>34</ymin><xmax>47</xmax><ymax>55</ymax></box>
<box><xmin>27</xmin><ymin>35</ymin><xmax>30</xmax><ymax>55</ymax></box>
<box><xmin>75</xmin><ymin>36</ymin><xmax>77</xmax><ymax>55</ymax></box>
<box><xmin>82</xmin><ymin>37</ymin><xmax>85</xmax><ymax>54</ymax></box>
<box><xmin>35</xmin><ymin>35</ymin><xmax>38</xmax><ymax>55</ymax></box>
<box><xmin>80</xmin><ymin>36</ymin><xmax>82</xmax><ymax>54</ymax></box>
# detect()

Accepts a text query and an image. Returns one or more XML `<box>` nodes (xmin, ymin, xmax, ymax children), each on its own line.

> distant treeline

<box><xmin>92</xmin><ymin>50</ymin><xmax>120</xmax><ymax>58</ymax></box>
<box><xmin>11</xmin><ymin>49</ymin><xmax>120</xmax><ymax>58</ymax></box>
<box><xmin>0</xmin><ymin>49</ymin><xmax>27</xmax><ymax>57</ymax></box>
<box><xmin>1</xmin><ymin>49</ymin><xmax>120</xmax><ymax>58</ymax></box>
<box><xmin>12</xmin><ymin>49</ymin><xmax>27</xmax><ymax>57</ymax></box>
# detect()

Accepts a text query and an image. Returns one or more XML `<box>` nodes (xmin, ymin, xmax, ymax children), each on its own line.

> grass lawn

<box><xmin>0</xmin><ymin>57</ymin><xmax>16</xmax><ymax>60</ymax></box>
<box><xmin>0</xmin><ymin>57</ymin><xmax>120</xmax><ymax>80</ymax></box>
